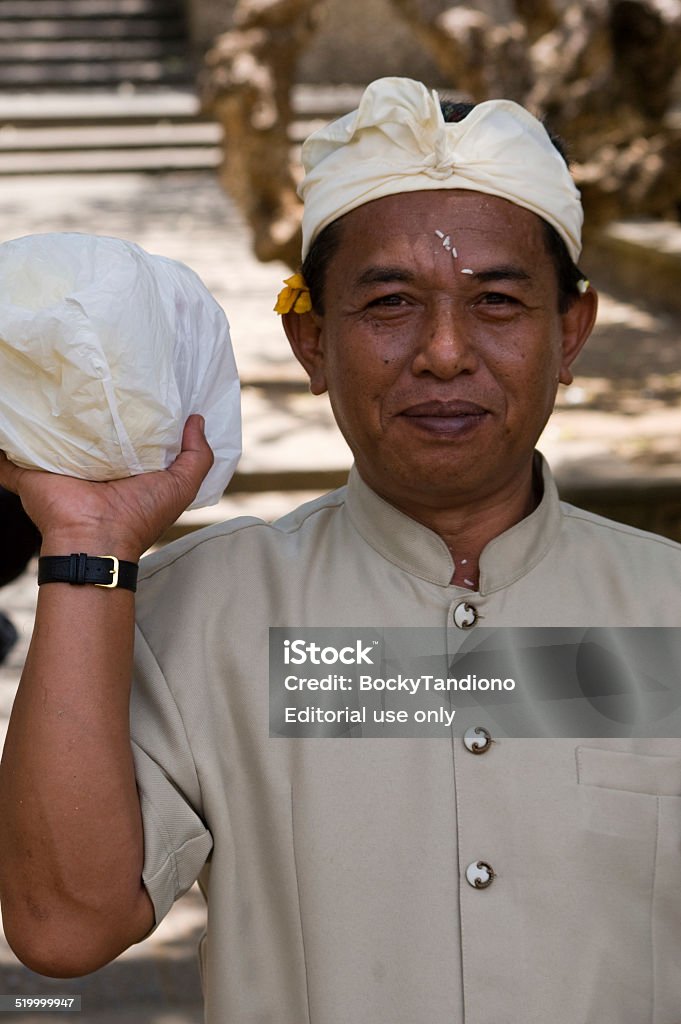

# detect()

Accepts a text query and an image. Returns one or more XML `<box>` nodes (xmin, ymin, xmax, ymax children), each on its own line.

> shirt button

<box><xmin>463</xmin><ymin>726</ymin><xmax>492</xmax><ymax>754</ymax></box>
<box><xmin>465</xmin><ymin>861</ymin><xmax>495</xmax><ymax>889</ymax></box>
<box><xmin>453</xmin><ymin>602</ymin><xmax>478</xmax><ymax>629</ymax></box>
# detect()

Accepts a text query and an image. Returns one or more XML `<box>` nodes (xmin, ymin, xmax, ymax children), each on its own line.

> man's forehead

<box><xmin>341</xmin><ymin>189</ymin><xmax>546</xmax><ymax>232</ymax></box>
<box><xmin>331</xmin><ymin>190</ymin><xmax>548</xmax><ymax>277</ymax></box>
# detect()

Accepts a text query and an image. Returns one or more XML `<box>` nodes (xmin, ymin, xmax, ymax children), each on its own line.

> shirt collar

<box><xmin>344</xmin><ymin>453</ymin><xmax>562</xmax><ymax>593</ymax></box>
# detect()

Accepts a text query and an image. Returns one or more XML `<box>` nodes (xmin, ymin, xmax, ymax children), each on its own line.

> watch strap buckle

<box><xmin>94</xmin><ymin>555</ymin><xmax>119</xmax><ymax>589</ymax></box>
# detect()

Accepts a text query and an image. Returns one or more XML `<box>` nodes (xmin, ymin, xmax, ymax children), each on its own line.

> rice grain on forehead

<box><xmin>298</xmin><ymin>77</ymin><xmax>583</xmax><ymax>265</ymax></box>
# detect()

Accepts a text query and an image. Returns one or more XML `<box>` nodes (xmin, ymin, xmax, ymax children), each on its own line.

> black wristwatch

<box><xmin>37</xmin><ymin>553</ymin><xmax>138</xmax><ymax>592</ymax></box>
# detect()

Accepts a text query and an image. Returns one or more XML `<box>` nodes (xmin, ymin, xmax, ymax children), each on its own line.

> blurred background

<box><xmin>0</xmin><ymin>0</ymin><xmax>680</xmax><ymax>1019</ymax></box>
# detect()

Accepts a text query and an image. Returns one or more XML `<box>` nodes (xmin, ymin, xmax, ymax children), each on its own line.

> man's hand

<box><xmin>0</xmin><ymin>414</ymin><xmax>214</xmax><ymax>559</ymax></box>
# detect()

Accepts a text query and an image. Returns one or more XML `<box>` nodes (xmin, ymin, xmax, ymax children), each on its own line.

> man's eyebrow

<box><xmin>354</xmin><ymin>266</ymin><xmax>416</xmax><ymax>287</ymax></box>
<box><xmin>354</xmin><ymin>265</ymin><xmax>534</xmax><ymax>287</ymax></box>
<box><xmin>468</xmin><ymin>266</ymin><xmax>532</xmax><ymax>283</ymax></box>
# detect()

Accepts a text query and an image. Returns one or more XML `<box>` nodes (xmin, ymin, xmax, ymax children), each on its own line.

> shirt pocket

<box><xmin>576</xmin><ymin>746</ymin><xmax>681</xmax><ymax>796</ymax></box>
<box><xmin>576</xmin><ymin>745</ymin><xmax>681</xmax><ymax>1024</ymax></box>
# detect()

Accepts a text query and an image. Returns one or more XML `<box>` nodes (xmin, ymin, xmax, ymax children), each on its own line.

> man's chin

<box><xmin>358</xmin><ymin>459</ymin><xmax>501</xmax><ymax>509</ymax></box>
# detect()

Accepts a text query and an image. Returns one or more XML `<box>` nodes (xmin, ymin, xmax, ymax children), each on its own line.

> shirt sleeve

<box><xmin>130</xmin><ymin>623</ymin><xmax>214</xmax><ymax>927</ymax></box>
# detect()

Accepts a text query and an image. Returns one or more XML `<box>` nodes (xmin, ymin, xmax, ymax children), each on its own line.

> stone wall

<box><xmin>185</xmin><ymin>0</ymin><xmax>234</xmax><ymax>56</ymax></box>
<box><xmin>559</xmin><ymin>480</ymin><xmax>681</xmax><ymax>545</ymax></box>
<box><xmin>185</xmin><ymin>0</ymin><xmax>444</xmax><ymax>84</ymax></box>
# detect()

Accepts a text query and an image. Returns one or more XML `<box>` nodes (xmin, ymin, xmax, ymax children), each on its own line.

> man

<box><xmin>1</xmin><ymin>77</ymin><xmax>681</xmax><ymax>1023</ymax></box>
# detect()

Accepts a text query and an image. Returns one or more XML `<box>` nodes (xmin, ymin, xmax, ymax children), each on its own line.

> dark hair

<box><xmin>301</xmin><ymin>98</ymin><xmax>585</xmax><ymax>315</ymax></box>
<box><xmin>541</xmin><ymin>220</ymin><xmax>585</xmax><ymax>314</ymax></box>
<box><xmin>301</xmin><ymin>218</ymin><xmax>344</xmax><ymax>316</ymax></box>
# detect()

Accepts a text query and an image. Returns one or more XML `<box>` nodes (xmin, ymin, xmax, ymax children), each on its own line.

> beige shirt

<box><xmin>132</xmin><ymin>458</ymin><xmax>681</xmax><ymax>1024</ymax></box>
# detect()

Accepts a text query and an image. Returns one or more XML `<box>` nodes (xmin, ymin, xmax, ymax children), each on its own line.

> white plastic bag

<box><xmin>0</xmin><ymin>232</ymin><xmax>241</xmax><ymax>509</ymax></box>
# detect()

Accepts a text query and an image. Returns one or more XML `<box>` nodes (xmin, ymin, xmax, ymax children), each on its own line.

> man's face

<box><xmin>290</xmin><ymin>190</ymin><xmax>595</xmax><ymax>512</ymax></box>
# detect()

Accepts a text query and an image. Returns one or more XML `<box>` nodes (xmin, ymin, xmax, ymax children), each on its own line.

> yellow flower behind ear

<box><xmin>274</xmin><ymin>273</ymin><xmax>312</xmax><ymax>314</ymax></box>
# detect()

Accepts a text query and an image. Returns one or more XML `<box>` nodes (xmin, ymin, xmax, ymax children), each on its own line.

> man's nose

<box><xmin>410</xmin><ymin>303</ymin><xmax>479</xmax><ymax>379</ymax></box>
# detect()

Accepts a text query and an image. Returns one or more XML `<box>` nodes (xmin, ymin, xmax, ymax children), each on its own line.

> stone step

<box><xmin>0</xmin><ymin>40</ymin><xmax>189</xmax><ymax>62</ymax></box>
<box><xmin>585</xmin><ymin>220</ymin><xmax>681</xmax><ymax>316</ymax></box>
<box><xmin>0</xmin><ymin>145</ymin><xmax>220</xmax><ymax>174</ymax></box>
<box><xmin>0</xmin><ymin>121</ymin><xmax>221</xmax><ymax>152</ymax></box>
<box><xmin>0</xmin><ymin>0</ymin><xmax>183</xmax><ymax>16</ymax></box>
<box><xmin>165</xmin><ymin>473</ymin><xmax>681</xmax><ymax>544</ymax></box>
<box><xmin>0</xmin><ymin>89</ymin><xmax>200</xmax><ymax>125</ymax></box>
<box><xmin>0</xmin><ymin>118</ymin><xmax>321</xmax><ymax>149</ymax></box>
<box><xmin>291</xmin><ymin>83</ymin><xmax>364</xmax><ymax>117</ymax></box>
<box><xmin>0</xmin><ymin>84</ymin><xmax>360</xmax><ymax>127</ymax></box>
<box><xmin>0</xmin><ymin>17</ymin><xmax>183</xmax><ymax>39</ymax></box>
<box><xmin>0</xmin><ymin>60</ymin><xmax>194</xmax><ymax>88</ymax></box>
<box><xmin>0</xmin><ymin>40</ymin><xmax>190</xmax><ymax>66</ymax></box>
<box><xmin>163</xmin><ymin>490</ymin><xmax>341</xmax><ymax>543</ymax></box>
<box><xmin>0</xmin><ymin>0</ymin><xmax>192</xmax><ymax>90</ymax></box>
<box><xmin>0</xmin><ymin>86</ymin><xmax>350</xmax><ymax>176</ymax></box>
<box><xmin>7</xmin><ymin>1009</ymin><xmax>202</xmax><ymax>1024</ymax></box>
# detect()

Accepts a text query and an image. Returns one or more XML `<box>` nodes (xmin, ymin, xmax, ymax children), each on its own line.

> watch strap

<box><xmin>38</xmin><ymin>553</ymin><xmax>138</xmax><ymax>592</ymax></box>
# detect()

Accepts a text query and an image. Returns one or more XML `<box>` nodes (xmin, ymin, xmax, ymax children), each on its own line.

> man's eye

<box><xmin>368</xmin><ymin>294</ymin><xmax>407</xmax><ymax>307</ymax></box>
<box><xmin>480</xmin><ymin>292</ymin><xmax>517</xmax><ymax>305</ymax></box>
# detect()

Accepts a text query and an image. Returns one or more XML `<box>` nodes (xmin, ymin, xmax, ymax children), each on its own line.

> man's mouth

<box><xmin>399</xmin><ymin>400</ymin><xmax>489</xmax><ymax>435</ymax></box>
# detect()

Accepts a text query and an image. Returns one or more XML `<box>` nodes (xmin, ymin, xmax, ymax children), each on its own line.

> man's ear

<box><xmin>282</xmin><ymin>310</ymin><xmax>328</xmax><ymax>395</ymax></box>
<box><xmin>558</xmin><ymin>287</ymin><xmax>598</xmax><ymax>386</ymax></box>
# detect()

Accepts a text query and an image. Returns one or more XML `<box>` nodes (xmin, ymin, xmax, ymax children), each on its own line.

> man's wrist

<box><xmin>40</xmin><ymin>534</ymin><xmax>144</xmax><ymax>563</ymax></box>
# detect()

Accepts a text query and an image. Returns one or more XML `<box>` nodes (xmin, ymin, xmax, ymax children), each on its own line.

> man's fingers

<box><xmin>0</xmin><ymin>451</ymin><xmax>23</xmax><ymax>495</ymax></box>
<box><xmin>181</xmin><ymin>414</ymin><xmax>208</xmax><ymax>451</ymax></box>
<box><xmin>167</xmin><ymin>416</ymin><xmax>215</xmax><ymax>498</ymax></box>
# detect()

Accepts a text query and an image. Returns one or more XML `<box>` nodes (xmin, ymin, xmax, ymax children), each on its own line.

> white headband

<box><xmin>299</xmin><ymin>77</ymin><xmax>583</xmax><ymax>264</ymax></box>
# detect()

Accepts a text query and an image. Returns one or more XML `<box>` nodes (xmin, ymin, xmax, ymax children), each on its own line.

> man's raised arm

<box><xmin>0</xmin><ymin>416</ymin><xmax>213</xmax><ymax>977</ymax></box>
